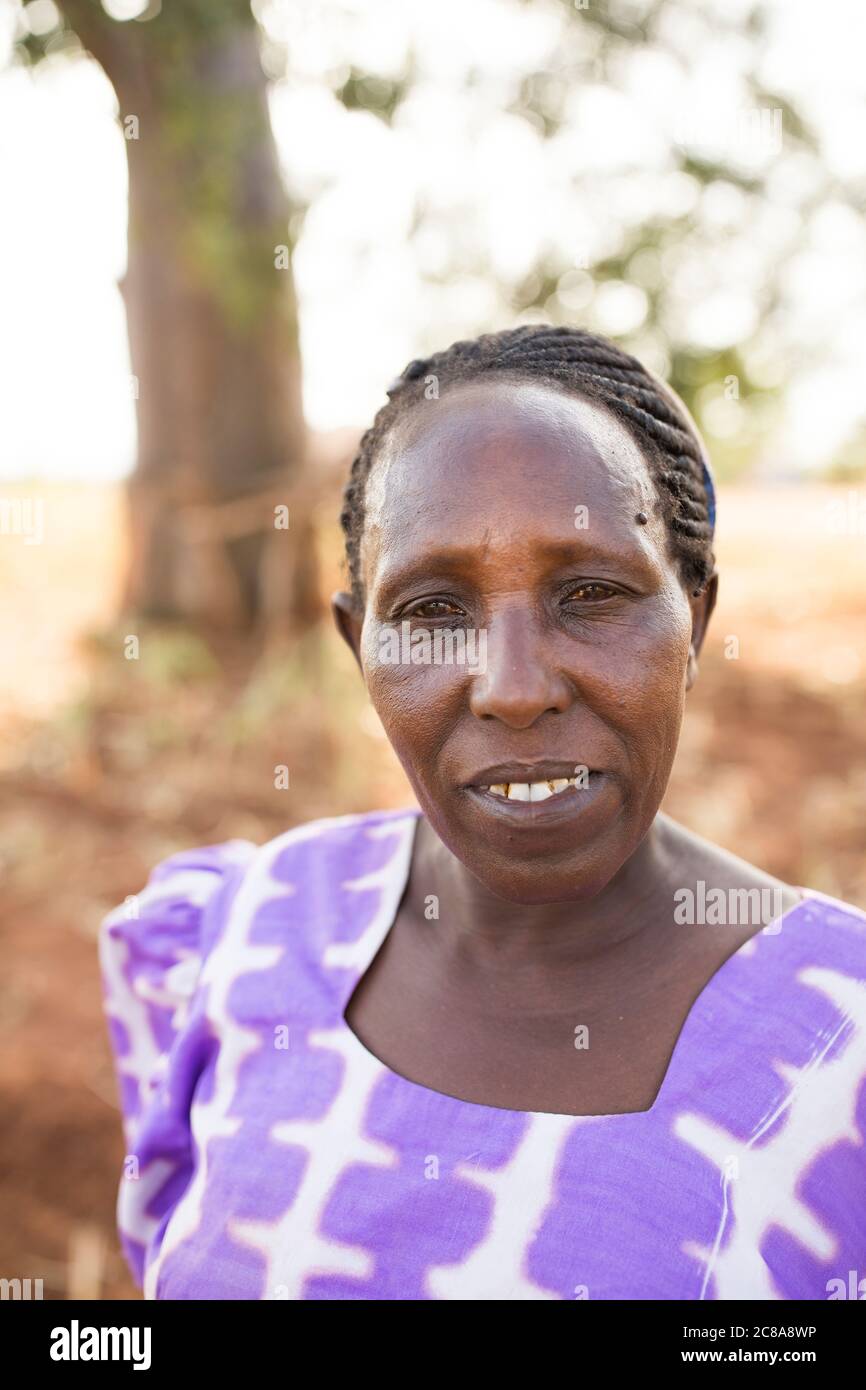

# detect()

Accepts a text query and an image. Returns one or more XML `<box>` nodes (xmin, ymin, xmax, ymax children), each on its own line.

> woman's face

<box><xmin>335</xmin><ymin>377</ymin><xmax>716</xmax><ymax>904</ymax></box>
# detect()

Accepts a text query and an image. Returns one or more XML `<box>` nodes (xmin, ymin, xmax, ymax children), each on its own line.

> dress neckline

<box><xmin>339</xmin><ymin>807</ymin><xmax>810</xmax><ymax>1123</ymax></box>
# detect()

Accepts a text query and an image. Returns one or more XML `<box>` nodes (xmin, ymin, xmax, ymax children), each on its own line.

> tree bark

<box><xmin>60</xmin><ymin>2</ymin><xmax>315</xmax><ymax>630</ymax></box>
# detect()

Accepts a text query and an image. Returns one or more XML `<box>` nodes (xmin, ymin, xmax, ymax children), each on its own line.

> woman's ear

<box><xmin>331</xmin><ymin>591</ymin><xmax>364</xmax><ymax>673</ymax></box>
<box><xmin>686</xmin><ymin>572</ymin><xmax>718</xmax><ymax>691</ymax></box>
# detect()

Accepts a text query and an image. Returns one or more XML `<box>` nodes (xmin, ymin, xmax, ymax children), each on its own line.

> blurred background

<box><xmin>0</xmin><ymin>0</ymin><xmax>864</xmax><ymax>1298</ymax></box>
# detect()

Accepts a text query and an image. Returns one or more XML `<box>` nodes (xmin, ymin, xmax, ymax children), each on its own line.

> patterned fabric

<box><xmin>99</xmin><ymin>807</ymin><xmax>866</xmax><ymax>1300</ymax></box>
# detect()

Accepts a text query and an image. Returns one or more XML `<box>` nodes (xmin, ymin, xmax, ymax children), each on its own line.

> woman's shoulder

<box><xmin>237</xmin><ymin>804</ymin><xmax>421</xmax><ymax>887</ymax></box>
<box><xmin>259</xmin><ymin>803</ymin><xmax>421</xmax><ymax>854</ymax></box>
<box><xmin>657</xmin><ymin>812</ymin><xmax>866</xmax><ymax>965</ymax></box>
<box><xmin>104</xmin><ymin>805</ymin><xmax>420</xmax><ymax>939</ymax></box>
<box><xmin>789</xmin><ymin>887</ymin><xmax>866</xmax><ymax>971</ymax></box>
<box><xmin>98</xmin><ymin>807</ymin><xmax>421</xmax><ymax>1145</ymax></box>
<box><xmin>99</xmin><ymin>836</ymin><xmax>258</xmax><ymax>983</ymax></box>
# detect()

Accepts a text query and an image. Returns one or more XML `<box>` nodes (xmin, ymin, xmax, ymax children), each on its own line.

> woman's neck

<box><xmin>404</xmin><ymin>810</ymin><xmax>679</xmax><ymax>974</ymax></box>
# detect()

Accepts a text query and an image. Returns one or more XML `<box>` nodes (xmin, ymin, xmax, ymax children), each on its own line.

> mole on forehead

<box><xmin>365</xmin><ymin>379</ymin><xmax>653</xmax><ymax>525</ymax></box>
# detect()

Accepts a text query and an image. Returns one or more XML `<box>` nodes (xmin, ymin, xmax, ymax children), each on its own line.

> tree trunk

<box><xmin>60</xmin><ymin>1</ymin><xmax>315</xmax><ymax>630</ymax></box>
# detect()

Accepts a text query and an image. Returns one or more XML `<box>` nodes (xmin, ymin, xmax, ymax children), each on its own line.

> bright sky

<box><xmin>1</xmin><ymin>0</ymin><xmax>865</xmax><ymax>480</ymax></box>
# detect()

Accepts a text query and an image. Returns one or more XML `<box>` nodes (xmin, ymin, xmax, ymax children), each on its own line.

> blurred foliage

<box><xmin>9</xmin><ymin>0</ymin><xmax>866</xmax><ymax>479</ymax></box>
<box><xmin>293</xmin><ymin>0</ymin><xmax>860</xmax><ymax>481</ymax></box>
<box><xmin>335</xmin><ymin>66</ymin><xmax>410</xmax><ymax>124</ymax></box>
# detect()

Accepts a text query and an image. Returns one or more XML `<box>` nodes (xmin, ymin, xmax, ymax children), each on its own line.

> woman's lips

<box><xmin>462</xmin><ymin>771</ymin><xmax>616</xmax><ymax>834</ymax></box>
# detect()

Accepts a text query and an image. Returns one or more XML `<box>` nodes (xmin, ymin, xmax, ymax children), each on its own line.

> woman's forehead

<box><xmin>360</xmin><ymin>378</ymin><xmax>665</xmax><ymax>591</ymax></box>
<box><xmin>364</xmin><ymin>377</ymin><xmax>655</xmax><ymax>532</ymax></box>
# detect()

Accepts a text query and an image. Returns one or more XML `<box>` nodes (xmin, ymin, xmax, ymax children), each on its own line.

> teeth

<box><xmin>531</xmin><ymin>783</ymin><xmax>554</xmax><ymax>801</ymax></box>
<box><xmin>484</xmin><ymin>777</ymin><xmax>580</xmax><ymax>801</ymax></box>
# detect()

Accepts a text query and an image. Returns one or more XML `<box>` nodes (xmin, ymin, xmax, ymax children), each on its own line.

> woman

<box><xmin>100</xmin><ymin>324</ymin><xmax>866</xmax><ymax>1301</ymax></box>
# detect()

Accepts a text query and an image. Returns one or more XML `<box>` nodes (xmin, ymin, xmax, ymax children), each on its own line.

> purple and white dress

<box><xmin>99</xmin><ymin>806</ymin><xmax>866</xmax><ymax>1300</ymax></box>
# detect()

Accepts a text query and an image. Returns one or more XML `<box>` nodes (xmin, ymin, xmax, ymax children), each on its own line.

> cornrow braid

<box><xmin>339</xmin><ymin>324</ymin><xmax>716</xmax><ymax>608</ymax></box>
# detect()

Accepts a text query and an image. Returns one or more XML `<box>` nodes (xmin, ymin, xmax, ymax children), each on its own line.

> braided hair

<box><xmin>340</xmin><ymin>324</ymin><xmax>716</xmax><ymax>608</ymax></box>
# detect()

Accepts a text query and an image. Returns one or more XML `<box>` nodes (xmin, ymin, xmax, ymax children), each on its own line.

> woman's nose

<box><xmin>468</xmin><ymin>607</ymin><xmax>574</xmax><ymax>727</ymax></box>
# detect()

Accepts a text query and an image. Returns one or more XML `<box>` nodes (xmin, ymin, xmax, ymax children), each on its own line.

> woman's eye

<box><xmin>563</xmin><ymin>583</ymin><xmax>618</xmax><ymax>604</ymax></box>
<box><xmin>404</xmin><ymin>598</ymin><xmax>463</xmax><ymax>619</ymax></box>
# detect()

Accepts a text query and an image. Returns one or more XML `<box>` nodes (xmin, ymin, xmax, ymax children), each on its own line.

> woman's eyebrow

<box><xmin>374</xmin><ymin>534</ymin><xmax>652</xmax><ymax>604</ymax></box>
<box><xmin>374</xmin><ymin>547</ymin><xmax>475</xmax><ymax>605</ymax></box>
<box><xmin>534</xmin><ymin>535</ymin><xmax>648</xmax><ymax>567</ymax></box>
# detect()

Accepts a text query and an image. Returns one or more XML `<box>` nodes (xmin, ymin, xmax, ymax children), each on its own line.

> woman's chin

<box><xmin>426</xmin><ymin>810</ymin><xmax>637</xmax><ymax>905</ymax></box>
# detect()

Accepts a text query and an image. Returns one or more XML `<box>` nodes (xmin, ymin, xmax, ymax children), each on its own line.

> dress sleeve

<box><xmin>98</xmin><ymin>839</ymin><xmax>256</xmax><ymax>1290</ymax></box>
